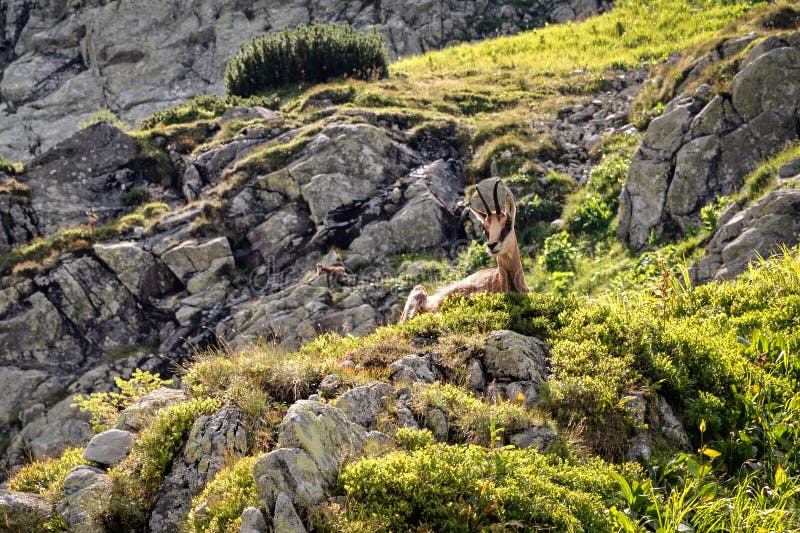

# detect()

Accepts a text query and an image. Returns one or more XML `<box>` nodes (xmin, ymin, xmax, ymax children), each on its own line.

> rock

<box><xmin>690</xmin><ymin>189</ymin><xmax>800</xmax><ymax>283</ymax></box>
<box><xmin>334</xmin><ymin>382</ymin><xmax>392</xmax><ymax>430</ymax></box>
<box><xmin>240</xmin><ymin>506</ymin><xmax>269</xmax><ymax>533</ymax></box>
<box><xmin>160</xmin><ymin>237</ymin><xmax>234</xmax><ymax>287</ymax></box>
<box><xmin>778</xmin><ymin>157</ymin><xmax>800</xmax><ymax>179</ymax></box>
<box><xmin>57</xmin><ymin>465</ymin><xmax>110</xmax><ymax>531</ymax></box>
<box><xmin>424</xmin><ymin>408</ymin><xmax>449</xmax><ymax>441</ymax></box>
<box><xmin>0</xmin><ymin>0</ymin><xmax>607</xmax><ymax>163</ymax></box>
<box><xmin>509</xmin><ymin>426</ymin><xmax>558</xmax><ymax>451</ymax></box>
<box><xmin>253</xmin><ymin>447</ymin><xmax>327</xmax><ymax>514</ymax></box>
<box><xmin>276</xmin><ymin>400</ymin><xmax>367</xmax><ymax>484</ymax></box>
<box><xmin>149</xmin><ymin>407</ymin><xmax>248</xmax><ymax>533</ymax></box>
<box><xmin>619</xmin><ymin>37</ymin><xmax>800</xmax><ymax>249</ymax></box>
<box><xmin>83</xmin><ymin>429</ymin><xmax>134</xmax><ymax>466</ymax></box>
<box><xmin>272</xmin><ymin>491</ymin><xmax>307</xmax><ymax>533</ymax></box>
<box><xmin>480</xmin><ymin>330</ymin><xmax>548</xmax><ymax>383</ymax></box>
<box><xmin>93</xmin><ymin>242</ymin><xmax>179</xmax><ymax>300</ymax></box>
<box><xmin>0</xmin><ymin>489</ymin><xmax>53</xmax><ymax>529</ymax></box>
<box><xmin>658</xmin><ymin>397</ymin><xmax>690</xmax><ymax>449</ymax></box>
<box><xmin>19</xmin><ymin>122</ymin><xmax>140</xmax><ymax>233</ymax></box>
<box><xmin>465</xmin><ymin>358</ymin><xmax>486</xmax><ymax>391</ymax></box>
<box><xmin>0</xmin><ymin>186</ymin><xmax>39</xmax><ymax>254</ymax></box>
<box><xmin>116</xmin><ymin>388</ymin><xmax>186</xmax><ymax>431</ymax></box>
<box><xmin>389</xmin><ymin>354</ymin><xmax>437</xmax><ymax>383</ymax></box>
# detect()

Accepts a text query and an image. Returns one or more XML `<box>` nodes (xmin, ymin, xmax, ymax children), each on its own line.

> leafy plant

<box><xmin>186</xmin><ymin>456</ymin><xmax>259</xmax><ymax>533</ymax></box>
<box><xmin>539</xmin><ymin>231</ymin><xmax>577</xmax><ymax>272</ymax></box>
<box><xmin>6</xmin><ymin>447</ymin><xmax>86</xmax><ymax>497</ymax></box>
<box><xmin>72</xmin><ymin>369</ymin><xmax>173</xmax><ymax>433</ymax></box>
<box><xmin>225</xmin><ymin>23</ymin><xmax>388</xmax><ymax>97</ymax></box>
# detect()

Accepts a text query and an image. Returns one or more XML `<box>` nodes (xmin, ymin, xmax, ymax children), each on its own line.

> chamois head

<box><xmin>469</xmin><ymin>180</ymin><xmax>518</xmax><ymax>257</ymax></box>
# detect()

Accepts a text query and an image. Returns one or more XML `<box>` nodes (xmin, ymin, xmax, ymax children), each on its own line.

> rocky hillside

<box><xmin>0</xmin><ymin>0</ymin><xmax>608</xmax><ymax>163</ymax></box>
<box><xmin>2</xmin><ymin>0</ymin><xmax>800</xmax><ymax>531</ymax></box>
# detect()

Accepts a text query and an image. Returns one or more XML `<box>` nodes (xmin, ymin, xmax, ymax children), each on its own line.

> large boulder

<box><xmin>690</xmin><ymin>189</ymin><xmax>800</xmax><ymax>283</ymax></box>
<box><xmin>18</xmin><ymin>122</ymin><xmax>140</xmax><ymax>234</ymax></box>
<box><xmin>57</xmin><ymin>465</ymin><xmax>110</xmax><ymax>531</ymax></box>
<box><xmin>83</xmin><ymin>429</ymin><xmax>134</xmax><ymax>466</ymax></box>
<box><xmin>618</xmin><ymin>32</ymin><xmax>800</xmax><ymax>249</ymax></box>
<box><xmin>93</xmin><ymin>242</ymin><xmax>179</xmax><ymax>300</ymax></box>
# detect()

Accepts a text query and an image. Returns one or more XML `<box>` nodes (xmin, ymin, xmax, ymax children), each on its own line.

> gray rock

<box><xmin>658</xmin><ymin>397</ymin><xmax>690</xmax><ymax>449</ymax></box>
<box><xmin>0</xmin><ymin>186</ymin><xmax>39</xmax><ymax>254</ymax></box>
<box><xmin>149</xmin><ymin>407</ymin><xmax>248</xmax><ymax>533</ymax></box>
<box><xmin>240</xmin><ymin>506</ymin><xmax>269</xmax><ymax>533</ymax></box>
<box><xmin>509</xmin><ymin>426</ymin><xmax>558</xmax><ymax>451</ymax></box>
<box><xmin>465</xmin><ymin>358</ymin><xmax>486</xmax><ymax>390</ymax></box>
<box><xmin>253</xmin><ymin>447</ymin><xmax>327</xmax><ymax>514</ymax></box>
<box><xmin>276</xmin><ymin>400</ymin><xmax>367</xmax><ymax>484</ymax></box>
<box><xmin>389</xmin><ymin>354</ymin><xmax>437</xmax><ymax>383</ymax></box>
<box><xmin>618</xmin><ymin>38</ymin><xmax>800</xmax><ymax>249</ymax></box>
<box><xmin>116</xmin><ymin>388</ymin><xmax>186</xmax><ymax>431</ymax></box>
<box><xmin>57</xmin><ymin>465</ymin><xmax>110</xmax><ymax>531</ymax></box>
<box><xmin>480</xmin><ymin>330</ymin><xmax>548</xmax><ymax>384</ymax></box>
<box><xmin>334</xmin><ymin>382</ymin><xmax>392</xmax><ymax>430</ymax></box>
<box><xmin>19</xmin><ymin>122</ymin><xmax>140</xmax><ymax>234</ymax></box>
<box><xmin>93</xmin><ymin>242</ymin><xmax>179</xmax><ymax>300</ymax></box>
<box><xmin>691</xmin><ymin>189</ymin><xmax>800</xmax><ymax>283</ymax></box>
<box><xmin>161</xmin><ymin>237</ymin><xmax>234</xmax><ymax>285</ymax></box>
<box><xmin>273</xmin><ymin>491</ymin><xmax>307</xmax><ymax>533</ymax></box>
<box><xmin>778</xmin><ymin>158</ymin><xmax>800</xmax><ymax>179</ymax></box>
<box><xmin>0</xmin><ymin>489</ymin><xmax>53</xmax><ymax>529</ymax></box>
<box><xmin>424</xmin><ymin>408</ymin><xmax>449</xmax><ymax>441</ymax></box>
<box><xmin>0</xmin><ymin>0</ymin><xmax>607</xmax><ymax>163</ymax></box>
<box><xmin>83</xmin><ymin>428</ymin><xmax>134</xmax><ymax>466</ymax></box>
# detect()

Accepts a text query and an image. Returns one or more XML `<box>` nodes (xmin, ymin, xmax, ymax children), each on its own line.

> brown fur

<box><xmin>316</xmin><ymin>263</ymin><xmax>346</xmax><ymax>287</ymax></box>
<box><xmin>400</xmin><ymin>181</ymin><xmax>528</xmax><ymax>323</ymax></box>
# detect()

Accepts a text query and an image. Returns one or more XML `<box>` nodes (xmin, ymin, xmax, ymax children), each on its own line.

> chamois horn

<box><xmin>493</xmin><ymin>180</ymin><xmax>502</xmax><ymax>213</ymax></box>
<box><xmin>475</xmin><ymin>183</ymin><xmax>492</xmax><ymax>214</ymax></box>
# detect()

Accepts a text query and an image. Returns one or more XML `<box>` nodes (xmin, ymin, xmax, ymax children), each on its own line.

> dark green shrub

<box><xmin>120</xmin><ymin>188</ymin><xmax>151</xmax><ymax>207</ymax></box>
<box><xmin>565</xmin><ymin>194</ymin><xmax>613</xmax><ymax>235</ymax></box>
<box><xmin>225</xmin><ymin>23</ymin><xmax>388</xmax><ymax>98</ymax></box>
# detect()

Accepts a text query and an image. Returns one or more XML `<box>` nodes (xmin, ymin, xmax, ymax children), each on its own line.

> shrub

<box><xmin>539</xmin><ymin>231</ymin><xmax>577</xmax><ymax>272</ymax></box>
<box><xmin>699</xmin><ymin>195</ymin><xmax>733</xmax><ymax>231</ymax></box>
<box><xmin>120</xmin><ymin>188</ymin><xmax>151</xmax><ymax>207</ymax></box>
<box><xmin>337</xmin><ymin>444</ymin><xmax>637</xmax><ymax>532</ymax></box>
<box><xmin>411</xmin><ymin>383</ymin><xmax>538</xmax><ymax>446</ymax></box>
<box><xmin>0</xmin><ymin>156</ymin><xmax>23</xmax><ymax>175</ymax></box>
<box><xmin>395</xmin><ymin>428</ymin><xmax>436</xmax><ymax>451</ymax></box>
<box><xmin>72</xmin><ymin>369</ymin><xmax>173</xmax><ymax>433</ymax></box>
<box><xmin>186</xmin><ymin>456</ymin><xmax>259</xmax><ymax>533</ymax></box>
<box><xmin>454</xmin><ymin>240</ymin><xmax>491</xmax><ymax>278</ymax></box>
<box><xmin>566</xmin><ymin>194</ymin><xmax>614</xmax><ymax>235</ymax></box>
<box><xmin>6</xmin><ymin>447</ymin><xmax>86</xmax><ymax>497</ymax></box>
<box><xmin>78</xmin><ymin>109</ymin><xmax>129</xmax><ymax>131</ymax></box>
<box><xmin>225</xmin><ymin>23</ymin><xmax>388</xmax><ymax>98</ymax></box>
<box><xmin>139</xmin><ymin>95</ymin><xmax>229</xmax><ymax>130</ymax></box>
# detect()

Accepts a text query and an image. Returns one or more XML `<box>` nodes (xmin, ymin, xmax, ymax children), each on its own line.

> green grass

<box><xmin>6</xmin><ymin>447</ymin><xmax>87</xmax><ymax>498</ymax></box>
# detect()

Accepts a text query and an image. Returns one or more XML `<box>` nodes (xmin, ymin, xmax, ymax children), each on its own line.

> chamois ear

<box><xmin>504</xmin><ymin>193</ymin><xmax>516</xmax><ymax>221</ymax></box>
<box><xmin>469</xmin><ymin>205</ymin><xmax>488</xmax><ymax>223</ymax></box>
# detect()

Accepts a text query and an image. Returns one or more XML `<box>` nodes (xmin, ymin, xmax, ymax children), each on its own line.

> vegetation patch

<box><xmin>6</xmin><ymin>447</ymin><xmax>86</xmax><ymax>498</ymax></box>
<box><xmin>225</xmin><ymin>23</ymin><xmax>388</xmax><ymax>98</ymax></box>
<box><xmin>185</xmin><ymin>455</ymin><xmax>259</xmax><ymax>533</ymax></box>
<box><xmin>332</xmin><ymin>444</ymin><xmax>640</xmax><ymax>532</ymax></box>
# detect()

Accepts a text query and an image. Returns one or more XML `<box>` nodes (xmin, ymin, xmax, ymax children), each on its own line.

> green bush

<box><xmin>566</xmin><ymin>194</ymin><xmax>614</xmax><ymax>235</ymax></box>
<box><xmin>225</xmin><ymin>23</ymin><xmax>388</xmax><ymax>98</ymax></box>
<box><xmin>139</xmin><ymin>95</ymin><xmax>229</xmax><ymax>130</ymax></box>
<box><xmin>72</xmin><ymin>369</ymin><xmax>172</xmax><ymax>433</ymax></box>
<box><xmin>120</xmin><ymin>188</ymin><xmax>151</xmax><ymax>207</ymax></box>
<box><xmin>539</xmin><ymin>231</ymin><xmax>577</xmax><ymax>272</ymax></box>
<box><xmin>395</xmin><ymin>428</ymin><xmax>436</xmax><ymax>451</ymax></box>
<box><xmin>454</xmin><ymin>240</ymin><xmax>491</xmax><ymax>278</ymax></box>
<box><xmin>186</xmin><ymin>456</ymin><xmax>259</xmax><ymax>533</ymax></box>
<box><xmin>6</xmin><ymin>447</ymin><xmax>86</xmax><ymax>497</ymax></box>
<box><xmin>337</xmin><ymin>444</ymin><xmax>637</xmax><ymax>532</ymax></box>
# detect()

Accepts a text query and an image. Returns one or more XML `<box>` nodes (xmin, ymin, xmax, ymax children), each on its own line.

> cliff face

<box><xmin>0</xmin><ymin>0</ymin><xmax>608</xmax><ymax>162</ymax></box>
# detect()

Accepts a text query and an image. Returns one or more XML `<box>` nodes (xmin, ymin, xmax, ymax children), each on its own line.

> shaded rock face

<box><xmin>0</xmin><ymin>0</ymin><xmax>609</xmax><ymax>163</ymax></box>
<box><xmin>618</xmin><ymin>31</ymin><xmax>800</xmax><ymax>249</ymax></box>
<box><xmin>0</xmin><ymin>186</ymin><xmax>38</xmax><ymax>253</ymax></box>
<box><xmin>690</xmin><ymin>189</ymin><xmax>800</xmax><ymax>283</ymax></box>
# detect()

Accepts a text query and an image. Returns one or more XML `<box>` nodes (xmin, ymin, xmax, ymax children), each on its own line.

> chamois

<box><xmin>400</xmin><ymin>180</ymin><xmax>529</xmax><ymax>323</ymax></box>
<box><xmin>316</xmin><ymin>263</ymin><xmax>346</xmax><ymax>288</ymax></box>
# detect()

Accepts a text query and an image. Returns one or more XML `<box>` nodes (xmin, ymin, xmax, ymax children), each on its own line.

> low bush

<box><xmin>539</xmin><ymin>231</ymin><xmax>577</xmax><ymax>272</ymax></box>
<box><xmin>186</xmin><ymin>456</ymin><xmax>259</xmax><ymax>533</ymax></box>
<box><xmin>336</xmin><ymin>444</ymin><xmax>639</xmax><ymax>532</ymax></box>
<box><xmin>6</xmin><ymin>447</ymin><xmax>86</xmax><ymax>497</ymax></box>
<box><xmin>225</xmin><ymin>23</ymin><xmax>388</xmax><ymax>98</ymax></box>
